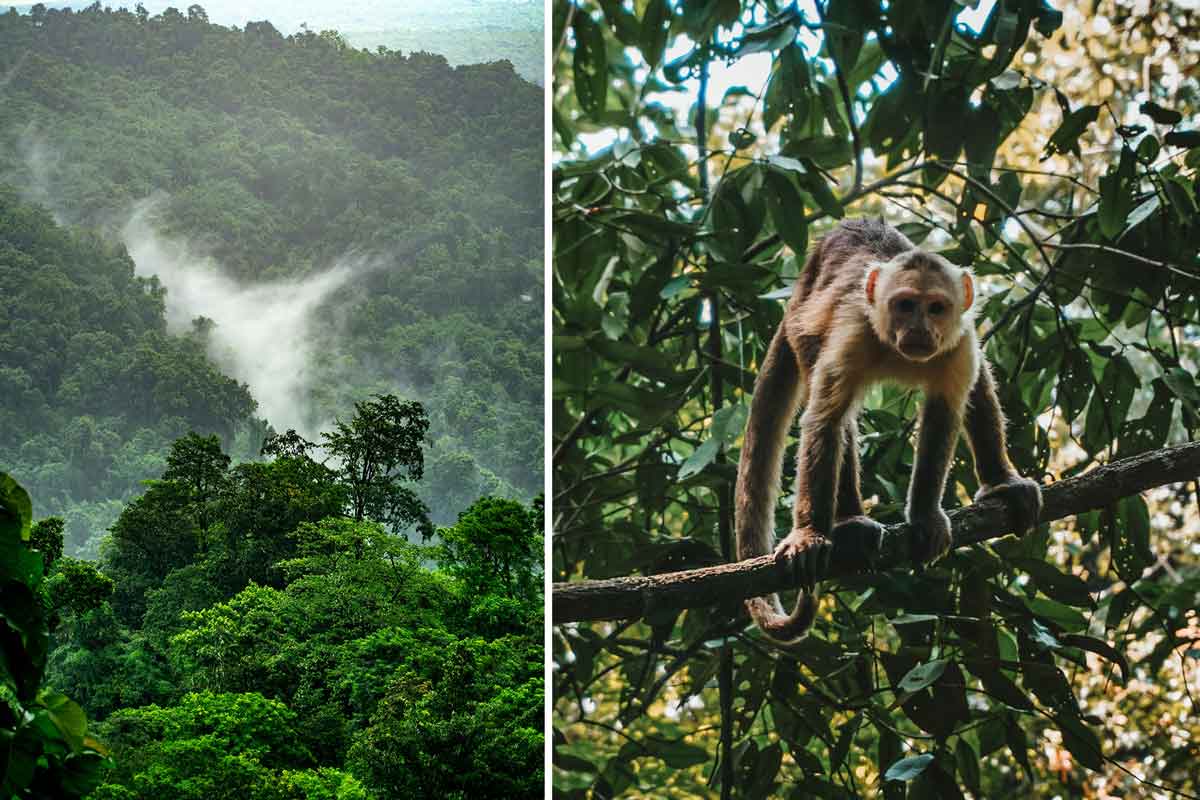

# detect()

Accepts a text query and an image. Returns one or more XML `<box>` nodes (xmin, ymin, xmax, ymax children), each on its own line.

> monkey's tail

<box><xmin>746</xmin><ymin>593</ymin><xmax>818</xmax><ymax>643</ymax></box>
<box><xmin>734</xmin><ymin>328</ymin><xmax>815</xmax><ymax>644</ymax></box>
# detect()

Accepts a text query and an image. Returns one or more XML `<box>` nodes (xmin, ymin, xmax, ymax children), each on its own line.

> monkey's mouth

<box><xmin>897</xmin><ymin>336</ymin><xmax>937</xmax><ymax>360</ymax></box>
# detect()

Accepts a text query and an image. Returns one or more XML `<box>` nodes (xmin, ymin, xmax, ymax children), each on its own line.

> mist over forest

<box><xmin>0</xmin><ymin>4</ymin><xmax>543</xmax><ymax>797</ymax></box>
<box><xmin>0</xmin><ymin>2</ymin><xmax>544</xmax><ymax>558</ymax></box>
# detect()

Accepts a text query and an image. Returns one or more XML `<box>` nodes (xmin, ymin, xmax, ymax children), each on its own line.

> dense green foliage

<box><xmin>553</xmin><ymin>0</ymin><xmax>1200</xmax><ymax>797</ymax></box>
<box><xmin>1</xmin><ymin>472</ymin><xmax>109</xmax><ymax>797</ymax></box>
<box><xmin>9</xmin><ymin>409</ymin><xmax>543</xmax><ymax>797</ymax></box>
<box><xmin>0</xmin><ymin>187</ymin><xmax>258</xmax><ymax>556</ymax></box>
<box><xmin>0</xmin><ymin>4</ymin><xmax>543</xmax><ymax>548</ymax></box>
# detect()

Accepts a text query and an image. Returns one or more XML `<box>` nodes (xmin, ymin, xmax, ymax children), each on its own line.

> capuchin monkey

<box><xmin>735</xmin><ymin>218</ymin><xmax>1042</xmax><ymax>644</ymax></box>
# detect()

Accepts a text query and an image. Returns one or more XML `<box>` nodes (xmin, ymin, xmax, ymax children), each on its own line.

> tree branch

<box><xmin>831</xmin><ymin>57</ymin><xmax>863</xmax><ymax>195</ymax></box>
<box><xmin>552</xmin><ymin>441</ymin><xmax>1200</xmax><ymax>624</ymax></box>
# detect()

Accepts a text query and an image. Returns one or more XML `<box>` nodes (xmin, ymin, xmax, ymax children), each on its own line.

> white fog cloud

<box><xmin>6</xmin><ymin>125</ymin><xmax>67</xmax><ymax>223</ymax></box>
<box><xmin>122</xmin><ymin>197</ymin><xmax>372</xmax><ymax>435</ymax></box>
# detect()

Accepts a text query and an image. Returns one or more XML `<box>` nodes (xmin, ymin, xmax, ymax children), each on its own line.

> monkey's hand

<box><xmin>831</xmin><ymin>516</ymin><xmax>885</xmax><ymax>569</ymax></box>
<box><xmin>906</xmin><ymin>509</ymin><xmax>952</xmax><ymax>565</ymax></box>
<box><xmin>975</xmin><ymin>477</ymin><xmax>1043</xmax><ymax>537</ymax></box>
<box><xmin>774</xmin><ymin>527</ymin><xmax>832</xmax><ymax>590</ymax></box>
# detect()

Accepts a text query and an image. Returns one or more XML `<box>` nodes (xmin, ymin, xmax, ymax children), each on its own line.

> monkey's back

<box><xmin>797</xmin><ymin>217</ymin><xmax>913</xmax><ymax>299</ymax></box>
<box><xmin>786</xmin><ymin>218</ymin><xmax>913</xmax><ymax>348</ymax></box>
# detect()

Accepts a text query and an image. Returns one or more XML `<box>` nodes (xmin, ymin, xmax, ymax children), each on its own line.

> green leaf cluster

<box><xmin>2</xmin><ymin>471</ymin><xmax>109</xmax><ymax>798</ymax></box>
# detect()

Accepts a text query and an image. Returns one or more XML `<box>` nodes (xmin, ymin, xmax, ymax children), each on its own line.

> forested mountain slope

<box><xmin>0</xmin><ymin>6</ymin><xmax>544</xmax><ymax>796</ymax></box>
<box><xmin>0</xmin><ymin>189</ymin><xmax>261</xmax><ymax>556</ymax></box>
<box><xmin>0</xmin><ymin>4</ymin><xmax>544</xmax><ymax>551</ymax></box>
<box><xmin>5</xmin><ymin>0</ymin><xmax>544</xmax><ymax>81</ymax></box>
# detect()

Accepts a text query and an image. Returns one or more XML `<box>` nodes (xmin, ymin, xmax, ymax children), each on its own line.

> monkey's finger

<box><xmin>791</xmin><ymin>549</ymin><xmax>808</xmax><ymax>589</ymax></box>
<box><xmin>819</xmin><ymin>540</ymin><xmax>833</xmax><ymax>577</ymax></box>
<box><xmin>867</xmin><ymin>526</ymin><xmax>884</xmax><ymax>566</ymax></box>
<box><xmin>908</xmin><ymin>526</ymin><xmax>924</xmax><ymax>565</ymax></box>
<box><xmin>919</xmin><ymin>536</ymin><xmax>938</xmax><ymax>566</ymax></box>
<box><xmin>936</xmin><ymin>536</ymin><xmax>952</xmax><ymax>562</ymax></box>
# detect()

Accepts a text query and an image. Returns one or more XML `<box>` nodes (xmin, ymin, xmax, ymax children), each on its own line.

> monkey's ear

<box><xmin>961</xmin><ymin>272</ymin><xmax>974</xmax><ymax>310</ymax></box>
<box><xmin>865</xmin><ymin>267</ymin><xmax>880</xmax><ymax>305</ymax></box>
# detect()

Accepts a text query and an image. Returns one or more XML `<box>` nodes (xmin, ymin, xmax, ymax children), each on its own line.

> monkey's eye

<box><xmin>928</xmin><ymin>301</ymin><xmax>946</xmax><ymax>315</ymax></box>
<box><xmin>897</xmin><ymin>298</ymin><xmax>916</xmax><ymax>313</ymax></box>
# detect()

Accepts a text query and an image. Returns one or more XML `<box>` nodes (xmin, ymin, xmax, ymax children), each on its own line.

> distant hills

<box><xmin>3</xmin><ymin>0</ymin><xmax>544</xmax><ymax>81</ymax></box>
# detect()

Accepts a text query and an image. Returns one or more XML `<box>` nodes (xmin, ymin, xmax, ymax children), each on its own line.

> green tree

<box><xmin>47</xmin><ymin>557</ymin><xmax>115</xmax><ymax>618</ymax></box>
<box><xmin>92</xmin><ymin>691</ymin><xmax>369</xmax><ymax>800</ymax></box>
<box><xmin>210</xmin><ymin>453</ymin><xmax>347</xmax><ymax>592</ymax></box>
<box><xmin>45</xmin><ymin>604</ymin><xmax>175</xmax><ymax>722</ymax></box>
<box><xmin>161</xmin><ymin>432</ymin><xmax>230</xmax><ymax>538</ymax></box>
<box><xmin>30</xmin><ymin>515</ymin><xmax>65</xmax><ymax>568</ymax></box>
<box><xmin>439</xmin><ymin>496</ymin><xmax>541</xmax><ymax>601</ymax></box>
<box><xmin>347</xmin><ymin>637</ymin><xmax>543</xmax><ymax>800</ymax></box>
<box><xmin>103</xmin><ymin>478</ymin><xmax>202</xmax><ymax>625</ymax></box>
<box><xmin>322</xmin><ymin>395</ymin><xmax>434</xmax><ymax>539</ymax></box>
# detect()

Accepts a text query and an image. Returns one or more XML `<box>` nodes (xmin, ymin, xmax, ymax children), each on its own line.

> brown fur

<box><xmin>735</xmin><ymin>218</ymin><xmax>1041</xmax><ymax>644</ymax></box>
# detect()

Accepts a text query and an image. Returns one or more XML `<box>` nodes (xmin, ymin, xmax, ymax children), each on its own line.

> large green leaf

<box><xmin>823</xmin><ymin>0</ymin><xmax>866</xmax><ymax>75</ymax></box>
<box><xmin>1109</xmin><ymin>495</ymin><xmax>1153</xmax><ymax>580</ymax></box>
<box><xmin>639</xmin><ymin>0</ymin><xmax>671</xmax><ymax>68</ymax></box>
<box><xmin>763</xmin><ymin>170</ymin><xmax>809</xmax><ymax>253</ymax></box>
<box><xmin>884</xmin><ymin>753</ymin><xmax>934</xmax><ymax>782</ymax></box>
<box><xmin>645</xmin><ymin>737</ymin><xmax>710</xmax><ymax>768</ymax></box>
<box><xmin>0</xmin><ymin>473</ymin><xmax>33</xmax><ymax>544</ymax></box>
<box><xmin>573</xmin><ymin>11</ymin><xmax>608</xmax><ymax>117</ymax></box>
<box><xmin>39</xmin><ymin>692</ymin><xmax>88</xmax><ymax>751</ymax></box>
<box><xmin>1059</xmin><ymin>634</ymin><xmax>1129</xmax><ymax>684</ymax></box>
<box><xmin>1012</xmin><ymin>558</ymin><xmax>1094</xmax><ymax>608</ymax></box>
<box><xmin>897</xmin><ymin>659</ymin><xmax>948</xmax><ymax>693</ymax></box>
<box><xmin>1054</xmin><ymin>713</ymin><xmax>1104</xmax><ymax>771</ymax></box>
<box><xmin>1140</xmin><ymin>101</ymin><xmax>1182</xmax><ymax>125</ymax></box>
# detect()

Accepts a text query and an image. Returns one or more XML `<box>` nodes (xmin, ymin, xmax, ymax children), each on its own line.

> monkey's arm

<box><xmin>831</xmin><ymin>419</ymin><xmax>887</xmax><ymax>564</ymax></box>
<box><xmin>774</xmin><ymin>358</ymin><xmax>853</xmax><ymax>586</ymax></box>
<box><xmin>963</xmin><ymin>364</ymin><xmax>1043</xmax><ymax>535</ymax></box>
<box><xmin>906</xmin><ymin>394</ymin><xmax>963</xmax><ymax>563</ymax></box>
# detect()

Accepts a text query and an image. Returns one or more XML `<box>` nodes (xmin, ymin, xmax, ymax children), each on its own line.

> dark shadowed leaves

<box><xmin>1140</xmin><ymin>101</ymin><xmax>1183</xmax><ymax>126</ymax></box>
<box><xmin>573</xmin><ymin>12</ymin><xmax>608</xmax><ymax>116</ymax></box>
<box><xmin>639</xmin><ymin>0</ymin><xmax>671</xmax><ymax>68</ymax></box>
<box><xmin>1044</xmin><ymin>104</ymin><xmax>1100</xmax><ymax>158</ymax></box>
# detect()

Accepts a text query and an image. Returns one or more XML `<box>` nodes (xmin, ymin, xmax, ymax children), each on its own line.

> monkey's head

<box><xmin>864</xmin><ymin>251</ymin><xmax>974</xmax><ymax>362</ymax></box>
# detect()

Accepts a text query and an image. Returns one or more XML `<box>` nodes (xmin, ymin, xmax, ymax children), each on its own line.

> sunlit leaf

<box><xmin>897</xmin><ymin>659</ymin><xmax>948</xmax><ymax>693</ymax></box>
<box><xmin>884</xmin><ymin>753</ymin><xmax>934</xmax><ymax>782</ymax></box>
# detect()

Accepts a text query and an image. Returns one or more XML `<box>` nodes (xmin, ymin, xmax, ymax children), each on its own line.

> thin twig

<box><xmin>1041</xmin><ymin>241</ymin><xmax>1197</xmax><ymax>282</ymax></box>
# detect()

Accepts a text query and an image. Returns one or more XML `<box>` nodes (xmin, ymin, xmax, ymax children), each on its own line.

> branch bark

<box><xmin>552</xmin><ymin>441</ymin><xmax>1200</xmax><ymax>625</ymax></box>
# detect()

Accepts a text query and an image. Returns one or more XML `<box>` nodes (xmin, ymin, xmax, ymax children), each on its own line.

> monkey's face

<box><xmin>866</xmin><ymin>254</ymin><xmax>974</xmax><ymax>362</ymax></box>
<box><xmin>887</xmin><ymin>288</ymin><xmax>952</xmax><ymax>361</ymax></box>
